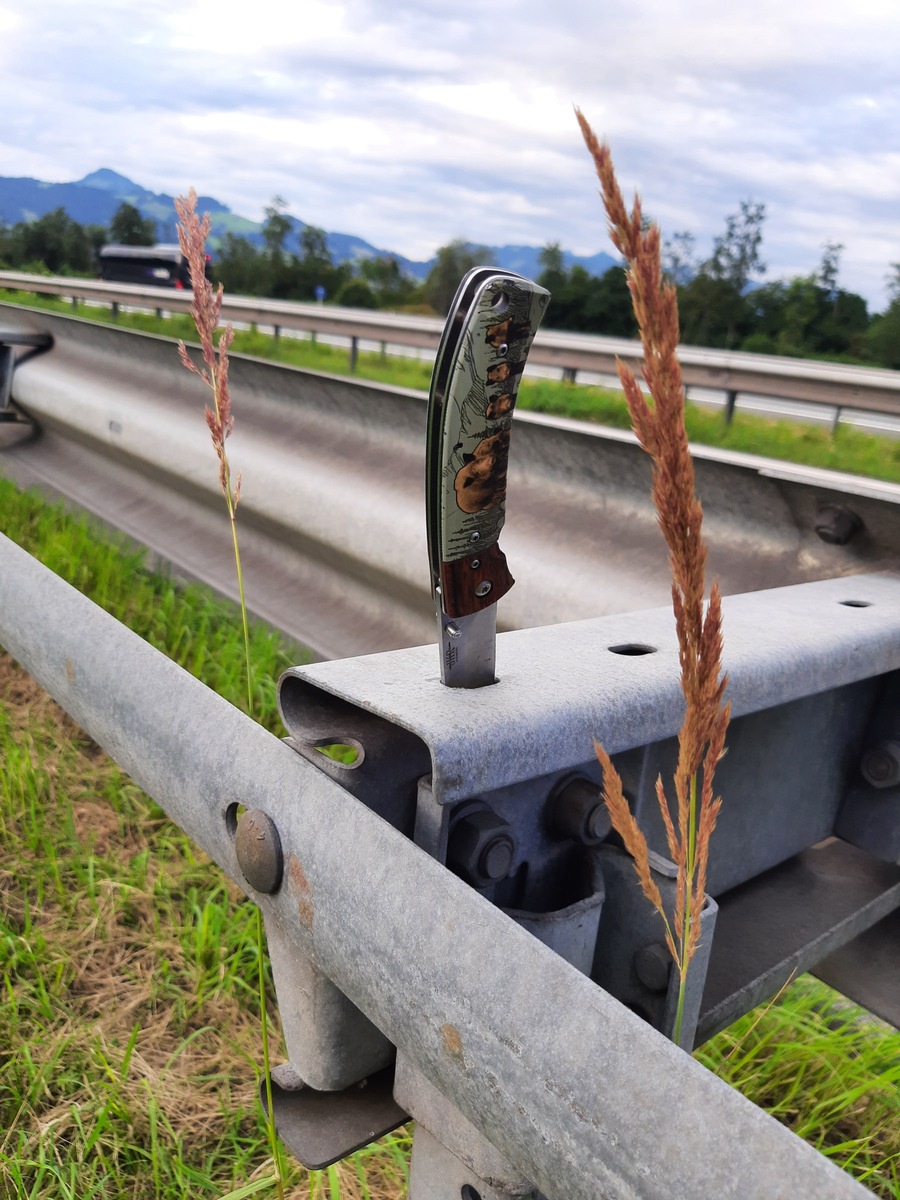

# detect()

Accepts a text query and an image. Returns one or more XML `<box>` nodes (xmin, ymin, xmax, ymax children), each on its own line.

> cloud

<box><xmin>0</xmin><ymin>0</ymin><xmax>898</xmax><ymax>306</ymax></box>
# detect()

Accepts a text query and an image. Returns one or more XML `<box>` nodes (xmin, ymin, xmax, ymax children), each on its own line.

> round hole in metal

<box><xmin>838</xmin><ymin>599</ymin><xmax>872</xmax><ymax>607</ymax></box>
<box><xmin>225</xmin><ymin>802</ymin><xmax>245</xmax><ymax>838</ymax></box>
<box><xmin>608</xmin><ymin>643</ymin><xmax>657</xmax><ymax>656</ymax></box>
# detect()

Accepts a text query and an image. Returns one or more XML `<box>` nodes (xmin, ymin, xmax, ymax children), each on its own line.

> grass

<box><xmin>1</xmin><ymin>484</ymin><xmax>899</xmax><ymax>1197</ymax></box>
<box><xmin>3</xmin><ymin>288</ymin><xmax>900</xmax><ymax>486</ymax></box>
<box><xmin>0</xmin><ymin>480</ymin><xmax>410</xmax><ymax>1199</ymax></box>
<box><xmin>698</xmin><ymin>981</ymin><xmax>900</xmax><ymax>1195</ymax></box>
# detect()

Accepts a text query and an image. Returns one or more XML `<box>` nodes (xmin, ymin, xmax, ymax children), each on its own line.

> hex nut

<box><xmin>814</xmin><ymin>504</ymin><xmax>863</xmax><ymax>546</ymax></box>
<box><xmin>548</xmin><ymin>776</ymin><xmax>611</xmax><ymax>846</ymax></box>
<box><xmin>860</xmin><ymin>739</ymin><xmax>900</xmax><ymax>789</ymax></box>
<box><xmin>447</xmin><ymin>807</ymin><xmax>517</xmax><ymax>888</ymax></box>
<box><xmin>235</xmin><ymin>808</ymin><xmax>284</xmax><ymax>894</ymax></box>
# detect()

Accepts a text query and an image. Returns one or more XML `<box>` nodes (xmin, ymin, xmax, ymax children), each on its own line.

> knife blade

<box><xmin>426</xmin><ymin>268</ymin><xmax>550</xmax><ymax>687</ymax></box>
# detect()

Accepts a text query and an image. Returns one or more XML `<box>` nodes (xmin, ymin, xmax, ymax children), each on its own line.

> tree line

<box><xmin>538</xmin><ymin>202</ymin><xmax>900</xmax><ymax>370</ymax></box>
<box><xmin>1</xmin><ymin>197</ymin><xmax>898</xmax><ymax>369</ymax></box>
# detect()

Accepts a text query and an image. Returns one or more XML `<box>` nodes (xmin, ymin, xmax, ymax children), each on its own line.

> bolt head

<box><xmin>235</xmin><ymin>808</ymin><xmax>284</xmax><ymax>894</ymax></box>
<box><xmin>447</xmin><ymin>807</ymin><xmax>517</xmax><ymax>888</ymax></box>
<box><xmin>861</xmin><ymin>740</ymin><xmax>900</xmax><ymax>789</ymax></box>
<box><xmin>815</xmin><ymin>505</ymin><xmax>863</xmax><ymax>546</ymax></box>
<box><xmin>634</xmin><ymin>944</ymin><xmax>671</xmax><ymax>993</ymax></box>
<box><xmin>549</xmin><ymin>776</ymin><xmax>611</xmax><ymax>846</ymax></box>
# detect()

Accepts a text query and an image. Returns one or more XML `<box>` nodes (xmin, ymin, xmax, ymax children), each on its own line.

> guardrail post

<box><xmin>349</xmin><ymin>335</ymin><xmax>359</xmax><ymax>372</ymax></box>
<box><xmin>562</xmin><ymin>366</ymin><xmax>577</xmax><ymax>384</ymax></box>
<box><xmin>273</xmin><ymin>323</ymin><xmax>281</xmax><ymax>344</ymax></box>
<box><xmin>111</xmin><ymin>301</ymin><xmax>119</xmax><ymax>321</ymax></box>
<box><xmin>832</xmin><ymin>404</ymin><xmax>843</xmax><ymax>436</ymax></box>
<box><xmin>724</xmin><ymin>388</ymin><xmax>738</xmax><ymax>424</ymax></box>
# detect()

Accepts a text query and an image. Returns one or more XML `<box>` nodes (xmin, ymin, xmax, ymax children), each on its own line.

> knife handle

<box><xmin>436</xmin><ymin>275</ymin><xmax>550</xmax><ymax>619</ymax></box>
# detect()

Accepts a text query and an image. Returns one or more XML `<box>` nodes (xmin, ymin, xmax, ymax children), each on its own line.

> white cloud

<box><xmin>0</xmin><ymin>0</ymin><xmax>898</xmax><ymax>305</ymax></box>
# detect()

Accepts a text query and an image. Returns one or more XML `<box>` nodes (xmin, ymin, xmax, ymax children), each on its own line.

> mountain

<box><xmin>0</xmin><ymin>167</ymin><xmax>618</xmax><ymax>280</ymax></box>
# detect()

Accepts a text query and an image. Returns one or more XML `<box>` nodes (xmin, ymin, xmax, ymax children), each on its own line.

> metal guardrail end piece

<box><xmin>260</xmin><ymin>1064</ymin><xmax>408</xmax><ymax>1171</ymax></box>
<box><xmin>0</xmin><ymin>329</ymin><xmax>53</xmax><ymax>424</ymax></box>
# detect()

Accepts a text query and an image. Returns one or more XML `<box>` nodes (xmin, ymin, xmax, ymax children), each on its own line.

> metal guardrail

<box><xmin>1</xmin><ymin>305</ymin><xmax>900</xmax><ymax>663</ymax></box>
<box><xmin>2</xmin><ymin>269</ymin><xmax>899</xmax><ymax>421</ymax></box>
<box><xmin>1</xmin><ymin>528</ymin><xmax>895</xmax><ymax>1198</ymax></box>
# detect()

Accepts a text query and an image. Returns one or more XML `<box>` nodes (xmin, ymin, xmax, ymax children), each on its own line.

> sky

<box><xmin>1</xmin><ymin>0</ymin><xmax>898</xmax><ymax>309</ymax></box>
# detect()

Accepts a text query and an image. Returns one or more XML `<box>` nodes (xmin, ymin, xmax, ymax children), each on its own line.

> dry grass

<box><xmin>578</xmin><ymin>112</ymin><xmax>730</xmax><ymax>1043</ymax></box>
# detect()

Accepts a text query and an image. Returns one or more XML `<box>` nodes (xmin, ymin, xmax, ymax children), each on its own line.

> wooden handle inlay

<box><xmin>440</xmin><ymin>541</ymin><xmax>514</xmax><ymax>618</ymax></box>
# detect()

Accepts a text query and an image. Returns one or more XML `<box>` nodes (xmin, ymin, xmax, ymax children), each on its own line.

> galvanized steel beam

<box><xmin>0</xmin><ymin>531</ymin><xmax>876</xmax><ymax>1198</ymax></box>
<box><xmin>1</xmin><ymin>306</ymin><xmax>899</xmax><ymax>662</ymax></box>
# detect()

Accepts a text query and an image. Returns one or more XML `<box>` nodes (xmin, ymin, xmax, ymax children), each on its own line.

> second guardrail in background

<box><xmin>2</xmin><ymin>269</ymin><xmax>899</xmax><ymax>426</ymax></box>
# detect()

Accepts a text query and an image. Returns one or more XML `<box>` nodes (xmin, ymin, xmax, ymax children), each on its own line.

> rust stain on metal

<box><xmin>440</xmin><ymin>1023</ymin><xmax>465</xmax><ymax>1066</ymax></box>
<box><xmin>65</xmin><ymin>657</ymin><xmax>76</xmax><ymax>686</ymax></box>
<box><xmin>289</xmin><ymin>853</ymin><xmax>314</xmax><ymax>928</ymax></box>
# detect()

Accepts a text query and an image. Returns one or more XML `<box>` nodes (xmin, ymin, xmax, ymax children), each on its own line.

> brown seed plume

<box><xmin>174</xmin><ymin>188</ymin><xmax>239</xmax><ymax>508</ymax></box>
<box><xmin>577</xmin><ymin>109</ymin><xmax>731</xmax><ymax>1006</ymax></box>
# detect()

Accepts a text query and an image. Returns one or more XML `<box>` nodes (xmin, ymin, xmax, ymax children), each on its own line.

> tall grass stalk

<box><xmin>175</xmin><ymin>189</ymin><xmax>284</xmax><ymax>1198</ymax></box>
<box><xmin>577</xmin><ymin>111</ymin><xmax>731</xmax><ymax>1047</ymax></box>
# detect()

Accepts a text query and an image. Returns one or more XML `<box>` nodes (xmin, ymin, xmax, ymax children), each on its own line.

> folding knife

<box><xmin>426</xmin><ymin>268</ymin><xmax>550</xmax><ymax>687</ymax></box>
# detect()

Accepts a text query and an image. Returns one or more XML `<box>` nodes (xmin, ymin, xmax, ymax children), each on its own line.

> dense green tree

<box><xmin>262</xmin><ymin>196</ymin><xmax>292</xmax><ymax>258</ymax></box>
<box><xmin>742</xmin><ymin>271</ymin><xmax>869</xmax><ymax>359</ymax></box>
<box><xmin>818</xmin><ymin>241</ymin><xmax>843</xmax><ymax>299</ymax></box>
<box><xmin>109</xmin><ymin>202</ymin><xmax>156</xmax><ymax>246</ymax></box>
<box><xmin>537</xmin><ymin>242</ymin><xmax>568</xmax><ymax>295</ymax></box>
<box><xmin>4</xmin><ymin>208</ymin><xmax>94</xmax><ymax>274</ymax></box>
<box><xmin>707</xmin><ymin>200</ymin><xmax>767</xmax><ymax>292</ymax></box>
<box><xmin>358</xmin><ymin>255</ymin><xmax>419</xmax><ymax>308</ymax></box>
<box><xmin>335</xmin><ymin>278</ymin><xmax>377</xmax><ymax>308</ymax></box>
<box><xmin>288</xmin><ymin>225</ymin><xmax>350</xmax><ymax>301</ymax></box>
<box><xmin>537</xmin><ymin>249</ymin><xmax>638</xmax><ymax>337</ymax></box>
<box><xmin>865</xmin><ymin>300</ymin><xmax>900</xmax><ymax>368</ymax></box>
<box><xmin>678</xmin><ymin>201</ymin><xmax>767</xmax><ymax>348</ymax></box>
<box><xmin>662</xmin><ymin>231</ymin><xmax>696</xmax><ymax>286</ymax></box>
<box><xmin>214</xmin><ymin>233</ymin><xmax>262</xmax><ymax>294</ymax></box>
<box><xmin>299</xmin><ymin>224</ymin><xmax>329</xmax><ymax>266</ymax></box>
<box><xmin>423</xmin><ymin>240</ymin><xmax>487</xmax><ymax>314</ymax></box>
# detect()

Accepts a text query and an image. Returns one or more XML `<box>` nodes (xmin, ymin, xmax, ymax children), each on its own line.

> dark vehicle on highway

<box><xmin>98</xmin><ymin>243</ymin><xmax>211</xmax><ymax>289</ymax></box>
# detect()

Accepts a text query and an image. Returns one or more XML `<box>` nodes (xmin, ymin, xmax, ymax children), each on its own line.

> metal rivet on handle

<box><xmin>475</xmin><ymin>581</ymin><xmax>492</xmax><ymax>597</ymax></box>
